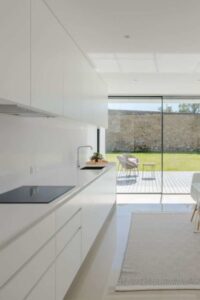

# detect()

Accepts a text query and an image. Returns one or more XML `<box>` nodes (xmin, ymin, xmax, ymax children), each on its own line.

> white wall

<box><xmin>0</xmin><ymin>115</ymin><xmax>97</xmax><ymax>193</ymax></box>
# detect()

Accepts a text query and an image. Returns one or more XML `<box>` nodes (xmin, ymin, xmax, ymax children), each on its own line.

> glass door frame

<box><xmin>108</xmin><ymin>95</ymin><xmax>200</xmax><ymax>195</ymax></box>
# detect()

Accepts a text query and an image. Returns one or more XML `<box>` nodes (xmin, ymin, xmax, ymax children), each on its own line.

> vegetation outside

<box><xmin>106</xmin><ymin>152</ymin><xmax>200</xmax><ymax>171</ymax></box>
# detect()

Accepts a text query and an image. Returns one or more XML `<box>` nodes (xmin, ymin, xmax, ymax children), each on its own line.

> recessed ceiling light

<box><xmin>124</xmin><ymin>34</ymin><xmax>130</xmax><ymax>39</ymax></box>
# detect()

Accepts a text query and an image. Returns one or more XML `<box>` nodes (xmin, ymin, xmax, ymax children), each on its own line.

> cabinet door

<box><xmin>56</xmin><ymin>229</ymin><xmax>81</xmax><ymax>300</ymax></box>
<box><xmin>26</xmin><ymin>265</ymin><xmax>55</xmax><ymax>300</ymax></box>
<box><xmin>41</xmin><ymin>0</ymin><xmax>108</xmax><ymax>127</ymax></box>
<box><xmin>31</xmin><ymin>0</ymin><xmax>64</xmax><ymax>115</ymax></box>
<box><xmin>0</xmin><ymin>0</ymin><xmax>30</xmax><ymax>105</ymax></box>
<box><xmin>63</xmin><ymin>34</ymin><xmax>83</xmax><ymax>120</ymax></box>
<box><xmin>93</xmin><ymin>75</ymin><xmax>108</xmax><ymax>128</ymax></box>
<box><xmin>0</xmin><ymin>213</ymin><xmax>55</xmax><ymax>288</ymax></box>
<box><xmin>77</xmin><ymin>58</ymin><xmax>108</xmax><ymax>128</ymax></box>
<box><xmin>0</xmin><ymin>239</ymin><xmax>55</xmax><ymax>300</ymax></box>
<box><xmin>81</xmin><ymin>167</ymin><xmax>116</xmax><ymax>259</ymax></box>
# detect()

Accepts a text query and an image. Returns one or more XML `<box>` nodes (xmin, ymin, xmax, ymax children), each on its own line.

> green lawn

<box><xmin>106</xmin><ymin>152</ymin><xmax>200</xmax><ymax>171</ymax></box>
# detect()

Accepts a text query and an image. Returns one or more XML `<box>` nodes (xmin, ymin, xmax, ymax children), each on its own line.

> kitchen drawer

<box><xmin>0</xmin><ymin>212</ymin><xmax>55</xmax><ymax>287</ymax></box>
<box><xmin>55</xmin><ymin>194</ymin><xmax>81</xmax><ymax>230</ymax></box>
<box><xmin>0</xmin><ymin>238</ymin><xmax>55</xmax><ymax>300</ymax></box>
<box><xmin>56</xmin><ymin>229</ymin><xmax>81</xmax><ymax>300</ymax></box>
<box><xmin>56</xmin><ymin>210</ymin><xmax>81</xmax><ymax>255</ymax></box>
<box><xmin>25</xmin><ymin>264</ymin><xmax>55</xmax><ymax>300</ymax></box>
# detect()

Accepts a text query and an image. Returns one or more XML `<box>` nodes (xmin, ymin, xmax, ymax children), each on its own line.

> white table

<box><xmin>142</xmin><ymin>162</ymin><xmax>156</xmax><ymax>179</ymax></box>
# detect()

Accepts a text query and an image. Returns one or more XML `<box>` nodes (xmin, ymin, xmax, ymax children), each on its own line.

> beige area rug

<box><xmin>116</xmin><ymin>213</ymin><xmax>200</xmax><ymax>291</ymax></box>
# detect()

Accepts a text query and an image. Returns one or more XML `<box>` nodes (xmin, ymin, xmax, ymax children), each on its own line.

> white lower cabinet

<box><xmin>0</xmin><ymin>238</ymin><xmax>55</xmax><ymax>300</ymax></box>
<box><xmin>0</xmin><ymin>167</ymin><xmax>116</xmax><ymax>300</ymax></box>
<box><xmin>0</xmin><ymin>213</ymin><xmax>55</xmax><ymax>288</ymax></box>
<box><xmin>56</xmin><ymin>210</ymin><xmax>81</xmax><ymax>256</ymax></box>
<box><xmin>55</xmin><ymin>194</ymin><xmax>81</xmax><ymax>231</ymax></box>
<box><xmin>56</xmin><ymin>229</ymin><xmax>82</xmax><ymax>300</ymax></box>
<box><xmin>25</xmin><ymin>265</ymin><xmax>55</xmax><ymax>300</ymax></box>
<box><xmin>81</xmin><ymin>167</ymin><xmax>116</xmax><ymax>259</ymax></box>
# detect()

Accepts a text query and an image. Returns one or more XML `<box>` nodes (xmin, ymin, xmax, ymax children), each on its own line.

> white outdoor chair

<box><xmin>122</xmin><ymin>154</ymin><xmax>140</xmax><ymax>176</ymax></box>
<box><xmin>117</xmin><ymin>155</ymin><xmax>139</xmax><ymax>177</ymax></box>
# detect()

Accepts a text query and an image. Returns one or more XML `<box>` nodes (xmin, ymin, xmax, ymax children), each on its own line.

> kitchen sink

<box><xmin>81</xmin><ymin>166</ymin><xmax>105</xmax><ymax>170</ymax></box>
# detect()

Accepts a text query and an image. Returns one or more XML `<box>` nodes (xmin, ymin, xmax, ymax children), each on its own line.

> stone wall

<box><xmin>106</xmin><ymin>110</ymin><xmax>200</xmax><ymax>152</ymax></box>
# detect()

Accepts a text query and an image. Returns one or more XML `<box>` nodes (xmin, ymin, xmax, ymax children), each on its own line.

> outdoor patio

<box><xmin>117</xmin><ymin>171</ymin><xmax>194</xmax><ymax>194</ymax></box>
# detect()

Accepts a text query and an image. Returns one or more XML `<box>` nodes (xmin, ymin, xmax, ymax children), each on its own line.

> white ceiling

<box><xmin>48</xmin><ymin>0</ymin><xmax>200</xmax><ymax>95</ymax></box>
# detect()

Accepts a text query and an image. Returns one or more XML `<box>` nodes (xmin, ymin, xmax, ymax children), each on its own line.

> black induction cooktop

<box><xmin>0</xmin><ymin>185</ymin><xmax>75</xmax><ymax>204</ymax></box>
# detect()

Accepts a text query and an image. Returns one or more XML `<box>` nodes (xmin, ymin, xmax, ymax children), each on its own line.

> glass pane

<box><xmin>163</xmin><ymin>98</ymin><xmax>200</xmax><ymax>194</ymax></box>
<box><xmin>106</xmin><ymin>97</ymin><xmax>162</xmax><ymax>193</ymax></box>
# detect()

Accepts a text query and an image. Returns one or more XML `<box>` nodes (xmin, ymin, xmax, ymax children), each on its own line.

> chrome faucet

<box><xmin>77</xmin><ymin>145</ymin><xmax>93</xmax><ymax>168</ymax></box>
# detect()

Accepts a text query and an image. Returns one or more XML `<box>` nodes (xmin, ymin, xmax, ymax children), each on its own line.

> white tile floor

<box><xmin>65</xmin><ymin>196</ymin><xmax>199</xmax><ymax>300</ymax></box>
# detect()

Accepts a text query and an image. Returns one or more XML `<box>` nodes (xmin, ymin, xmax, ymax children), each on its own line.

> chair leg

<box><xmin>195</xmin><ymin>211</ymin><xmax>200</xmax><ymax>232</ymax></box>
<box><xmin>120</xmin><ymin>164</ymin><xmax>122</xmax><ymax>175</ymax></box>
<box><xmin>118</xmin><ymin>165</ymin><xmax>122</xmax><ymax>177</ymax></box>
<box><xmin>117</xmin><ymin>165</ymin><xmax>120</xmax><ymax>177</ymax></box>
<box><xmin>198</xmin><ymin>217</ymin><xmax>200</xmax><ymax>231</ymax></box>
<box><xmin>191</xmin><ymin>203</ymin><xmax>197</xmax><ymax>222</ymax></box>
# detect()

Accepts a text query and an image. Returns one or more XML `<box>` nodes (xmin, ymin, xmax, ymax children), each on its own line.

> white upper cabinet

<box><xmin>80</xmin><ymin>59</ymin><xmax>108</xmax><ymax>127</ymax></box>
<box><xmin>94</xmin><ymin>75</ymin><xmax>108</xmax><ymax>128</ymax></box>
<box><xmin>31</xmin><ymin>0</ymin><xmax>64</xmax><ymax>115</ymax></box>
<box><xmin>63</xmin><ymin>28</ymin><xmax>108</xmax><ymax>127</ymax></box>
<box><xmin>63</xmin><ymin>34</ymin><xmax>83</xmax><ymax>121</ymax></box>
<box><xmin>0</xmin><ymin>0</ymin><xmax>30</xmax><ymax>105</ymax></box>
<box><xmin>44</xmin><ymin>0</ymin><xmax>108</xmax><ymax>127</ymax></box>
<box><xmin>0</xmin><ymin>0</ymin><xmax>107</xmax><ymax>126</ymax></box>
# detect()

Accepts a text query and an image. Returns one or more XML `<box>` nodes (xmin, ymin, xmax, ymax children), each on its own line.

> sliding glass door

<box><xmin>106</xmin><ymin>97</ymin><xmax>162</xmax><ymax>193</ymax></box>
<box><xmin>163</xmin><ymin>97</ymin><xmax>200</xmax><ymax>194</ymax></box>
<box><xmin>106</xmin><ymin>96</ymin><xmax>200</xmax><ymax>195</ymax></box>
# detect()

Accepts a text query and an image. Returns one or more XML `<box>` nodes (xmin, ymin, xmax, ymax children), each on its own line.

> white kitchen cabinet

<box><xmin>56</xmin><ymin>229</ymin><xmax>82</xmax><ymax>300</ymax></box>
<box><xmin>56</xmin><ymin>210</ymin><xmax>81</xmax><ymax>255</ymax></box>
<box><xmin>63</xmin><ymin>30</ymin><xmax>107</xmax><ymax>127</ymax></box>
<box><xmin>0</xmin><ymin>0</ymin><xmax>30</xmax><ymax>105</ymax></box>
<box><xmin>80</xmin><ymin>58</ymin><xmax>108</xmax><ymax>127</ymax></box>
<box><xmin>55</xmin><ymin>192</ymin><xmax>82</xmax><ymax>231</ymax></box>
<box><xmin>63</xmin><ymin>34</ymin><xmax>83</xmax><ymax>121</ymax></box>
<box><xmin>79</xmin><ymin>59</ymin><xmax>96</xmax><ymax>125</ymax></box>
<box><xmin>81</xmin><ymin>167</ymin><xmax>116</xmax><ymax>259</ymax></box>
<box><xmin>0</xmin><ymin>166</ymin><xmax>116</xmax><ymax>300</ymax></box>
<box><xmin>25</xmin><ymin>265</ymin><xmax>55</xmax><ymax>300</ymax></box>
<box><xmin>0</xmin><ymin>212</ymin><xmax>55</xmax><ymax>287</ymax></box>
<box><xmin>0</xmin><ymin>238</ymin><xmax>55</xmax><ymax>300</ymax></box>
<box><xmin>31</xmin><ymin>0</ymin><xmax>64</xmax><ymax>115</ymax></box>
<box><xmin>94</xmin><ymin>76</ymin><xmax>108</xmax><ymax>128</ymax></box>
<box><xmin>0</xmin><ymin>0</ymin><xmax>107</xmax><ymax>126</ymax></box>
<box><xmin>45</xmin><ymin>0</ymin><xmax>108</xmax><ymax>127</ymax></box>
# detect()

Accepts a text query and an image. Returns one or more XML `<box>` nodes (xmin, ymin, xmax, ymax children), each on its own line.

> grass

<box><xmin>106</xmin><ymin>152</ymin><xmax>200</xmax><ymax>171</ymax></box>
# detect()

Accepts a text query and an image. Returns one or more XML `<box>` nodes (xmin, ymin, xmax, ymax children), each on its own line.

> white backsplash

<box><xmin>0</xmin><ymin>114</ymin><xmax>97</xmax><ymax>193</ymax></box>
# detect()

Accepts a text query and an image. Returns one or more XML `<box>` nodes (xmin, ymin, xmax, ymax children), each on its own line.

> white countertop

<box><xmin>0</xmin><ymin>163</ymin><xmax>115</xmax><ymax>250</ymax></box>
